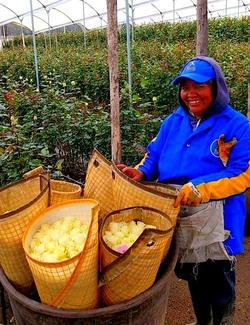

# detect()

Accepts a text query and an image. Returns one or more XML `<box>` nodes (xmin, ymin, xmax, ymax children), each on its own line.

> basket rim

<box><xmin>50</xmin><ymin>179</ymin><xmax>82</xmax><ymax>195</ymax></box>
<box><xmin>0</xmin><ymin>173</ymin><xmax>49</xmax><ymax>220</ymax></box>
<box><xmin>91</xmin><ymin>149</ymin><xmax>112</xmax><ymax>166</ymax></box>
<box><xmin>141</xmin><ymin>181</ymin><xmax>179</xmax><ymax>194</ymax></box>
<box><xmin>99</xmin><ymin>206</ymin><xmax>174</xmax><ymax>258</ymax></box>
<box><xmin>112</xmin><ymin>164</ymin><xmax>178</xmax><ymax>199</ymax></box>
<box><xmin>89</xmin><ymin>149</ymin><xmax>179</xmax><ymax>199</ymax></box>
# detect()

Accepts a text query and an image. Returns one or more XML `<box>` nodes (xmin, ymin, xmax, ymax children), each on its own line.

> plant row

<box><xmin>0</xmin><ymin>19</ymin><xmax>248</xmax><ymax>186</ymax></box>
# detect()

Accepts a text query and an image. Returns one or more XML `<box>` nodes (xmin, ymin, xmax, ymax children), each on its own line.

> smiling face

<box><xmin>180</xmin><ymin>79</ymin><xmax>214</xmax><ymax>118</ymax></box>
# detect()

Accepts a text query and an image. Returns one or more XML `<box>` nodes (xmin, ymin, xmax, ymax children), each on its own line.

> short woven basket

<box><xmin>50</xmin><ymin>179</ymin><xmax>82</xmax><ymax>206</ymax></box>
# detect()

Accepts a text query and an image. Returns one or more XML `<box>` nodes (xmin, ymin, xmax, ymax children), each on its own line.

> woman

<box><xmin>118</xmin><ymin>56</ymin><xmax>250</xmax><ymax>325</ymax></box>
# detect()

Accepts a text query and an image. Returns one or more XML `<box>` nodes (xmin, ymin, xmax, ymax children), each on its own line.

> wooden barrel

<box><xmin>0</xmin><ymin>240</ymin><xmax>178</xmax><ymax>325</ymax></box>
<box><xmin>0</xmin><ymin>283</ymin><xmax>7</xmax><ymax>325</ymax></box>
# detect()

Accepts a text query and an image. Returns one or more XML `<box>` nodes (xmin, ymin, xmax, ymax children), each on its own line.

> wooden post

<box><xmin>196</xmin><ymin>0</ymin><xmax>208</xmax><ymax>56</ymax></box>
<box><xmin>106</xmin><ymin>0</ymin><xmax>121</xmax><ymax>163</ymax></box>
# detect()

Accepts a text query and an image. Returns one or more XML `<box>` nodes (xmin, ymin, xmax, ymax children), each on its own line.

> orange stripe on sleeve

<box><xmin>134</xmin><ymin>153</ymin><xmax>148</xmax><ymax>169</ymax></box>
<box><xmin>197</xmin><ymin>167</ymin><xmax>250</xmax><ymax>202</ymax></box>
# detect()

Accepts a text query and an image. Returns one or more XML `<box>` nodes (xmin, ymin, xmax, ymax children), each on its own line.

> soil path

<box><xmin>165</xmin><ymin>236</ymin><xmax>250</xmax><ymax>325</ymax></box>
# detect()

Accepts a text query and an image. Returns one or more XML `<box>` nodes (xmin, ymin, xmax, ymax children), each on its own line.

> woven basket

<box><xmin>111</xmin><ymin>164</ymin><xmax>179</xmax><ymax>226</ymax></box>
<box><xmin>84</xmin><ymin>150</ymin><xmax>180</xmax><ymax>223</ymax></box>
<box><xmin>99</xmin><ymin>206</ymin><xmax>174</xmax><ymax>305</ymax></box>
<box><xmin>23</xmin><ymin>167</ymin><xmax>82</xmax><ymax>206</ymax></box>
<box><xmin>0</xmin><ymin>173</ymin><xmax>50</xmax><ymax>292</ymax></box>
<box><xmin>22</xmin><ymin>199</ymin><xmax>99</xmax><ymax>310</ymax></box>
<box><xmin>84</xmin><ymin>149</ymin><xmax>114</xmax><ymax>220</ymax></box>
<box><xmin>50</xmin><ymin>180</ymin><xmax>82</xmax><ymax>206</ymax></box>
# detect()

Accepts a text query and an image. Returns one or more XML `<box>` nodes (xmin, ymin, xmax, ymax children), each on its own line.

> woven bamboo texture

<box><xmin>22</xmin><ymin>199</ymin><xmax>99</xmax><ymax>310</ymax></box>
<box><xmin>111</xmin><ymin>164</ymin><xmax>179</xmax><ymax>226</ymax></box>
<box><xmin>99</xmin><ymin>206</ymin><xmax>174</xmax><ymax>305</ymax></box>
<box><xmin>84</xmin><ymin>150</ymin><xmax>179</xmax><ymax>224</ymax></box>
<box><xmin>50</xmin><ymin>180</ymin><xmax>82</xmax><ymax>206</ymax></box>
<box><xmin>84</xmin><ymin>149</ymin><xmax>114</xmax><ymax>220</ymax></box>
<box><xmin>0</xmin><ymin>173</ymin><xmax>50</xmax><ymax>292</ymax></box>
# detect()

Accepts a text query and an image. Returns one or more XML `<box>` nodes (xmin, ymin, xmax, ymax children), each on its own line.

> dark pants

<box><xmin>175</xmin><ymin>259</ymin><xmax>236</xmax><ymax>325</ymax></box>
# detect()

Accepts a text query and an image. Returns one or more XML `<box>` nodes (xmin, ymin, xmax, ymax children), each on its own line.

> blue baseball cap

<box><xmin>172</xmin><ymin>59</ymin><xmax>216</xmax><ymax>85</ymax></box>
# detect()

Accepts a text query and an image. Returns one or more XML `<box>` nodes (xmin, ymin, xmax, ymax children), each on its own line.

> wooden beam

<box><xmin>196</xmin><ymin>0</ymin><xmax>208</xmax><ymax>56</ymax></box>
<box><xmin>106</xmin><ymin>0</ymin><xmax>121</xmax><ymax>163</ymax></box>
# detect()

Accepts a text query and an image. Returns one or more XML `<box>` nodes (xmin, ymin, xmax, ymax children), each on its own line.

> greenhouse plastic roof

<box><xmin>0</xmin><ymin>0</ymin><xmax>249</xmax><ymax>33</ymax></box>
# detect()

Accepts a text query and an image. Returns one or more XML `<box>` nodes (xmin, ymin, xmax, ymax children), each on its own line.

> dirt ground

<box><xmin>165</xmin><ymin>236</ymin><xmax>250</xmax><ymax>325</ymax></box>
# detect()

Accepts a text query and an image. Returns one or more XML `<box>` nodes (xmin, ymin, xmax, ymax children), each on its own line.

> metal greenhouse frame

<box><xmin>0</xmin><ymin>1</ymin><xmax>249</xmax><ymax>91</ymax></box>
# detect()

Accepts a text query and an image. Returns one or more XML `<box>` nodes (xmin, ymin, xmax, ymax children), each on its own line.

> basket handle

<box><xmin>50</xmin><ymin>203</ymin><xmax>99</xmax><ymax>308</ymax></box>
<box><xmin>98</xmin><ymin>233</ymin><xmax>156</xmax><ymax>287</ymax></box>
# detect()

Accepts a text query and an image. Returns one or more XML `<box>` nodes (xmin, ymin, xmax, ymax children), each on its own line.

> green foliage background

<box><xmin>0</xmin><ymin>17</ymin><xmax>249</xmax><ymax>186</ymax></box>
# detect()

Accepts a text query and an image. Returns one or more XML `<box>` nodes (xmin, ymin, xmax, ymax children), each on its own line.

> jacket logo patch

<box><xmin>210</xmin><ymin>135</ymin><xmax>237</xmax><ymax>166</ymax></box>
<box><xmin>210</xmin><ymin>139</ymin><xmax>219</xmax><ymax>157</ymax></box>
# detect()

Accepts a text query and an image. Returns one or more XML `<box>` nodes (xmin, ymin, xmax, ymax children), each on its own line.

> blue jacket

<box><xmin>138</xmin><ymin>56</ymin><xmax>250</xmax><ymax>255</ymax></box>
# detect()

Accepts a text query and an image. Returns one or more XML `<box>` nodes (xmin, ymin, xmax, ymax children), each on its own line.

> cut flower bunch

<box><xmin>29</xmin><ymin>217</ymin><xmax>89</xmax><ymax>262</ymax></box>
<box><xmin>103</xmin><ymin>220</ymin><xmax>156</xmax><ymax>254</ymax></box>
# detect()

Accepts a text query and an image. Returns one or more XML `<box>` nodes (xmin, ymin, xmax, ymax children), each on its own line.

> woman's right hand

<box><xmin>116</xmin><ymin>164</ymin><xmax>144</xmax><ymax>181</ymax></box>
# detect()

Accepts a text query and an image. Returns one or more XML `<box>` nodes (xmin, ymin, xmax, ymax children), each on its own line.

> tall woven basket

<box><xmin>50</xmin><ymin>179</ymin><xmax>82</xmax><ymax>206</ymax></box>
<box><xmin>0</xmin><ymin>173</ymin><xmax>50</xmax><ymax>293</ymax></box>
<box><xmin>84</xmin><ymin>149</ymin><xmax>114</xmax><ymax>220</ymax></box>
<box><xmin>84</xmin><ymin>150</ymin><xmax>180</xmax><ymax>225</ymax></box>
<box><xmin>99</xmin><ymin>206</ymin><xmax>174</xmax><ymax>306</ymax></box>
<box><xmin>22</xmin><ymin>199</ymin><xmax>99</xmax><ymax>310</ymax></box>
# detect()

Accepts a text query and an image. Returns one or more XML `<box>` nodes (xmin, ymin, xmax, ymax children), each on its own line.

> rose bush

<box><xmin>0</xmin><ymin>17</ymin><xmax>248</xmax><ymax>185</ymax></box>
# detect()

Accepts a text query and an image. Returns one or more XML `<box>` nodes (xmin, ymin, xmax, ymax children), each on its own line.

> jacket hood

<box><xmin>177</xmin><ymin>56</ymin><xmax>230</xmax><ymax>117</ymax></box>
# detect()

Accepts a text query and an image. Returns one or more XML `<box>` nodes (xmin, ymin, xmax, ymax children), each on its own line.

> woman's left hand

<box><xmin>174</xmin><ymin>182</ymin><xmax>203</xmax><ymax>207</ymax></box>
